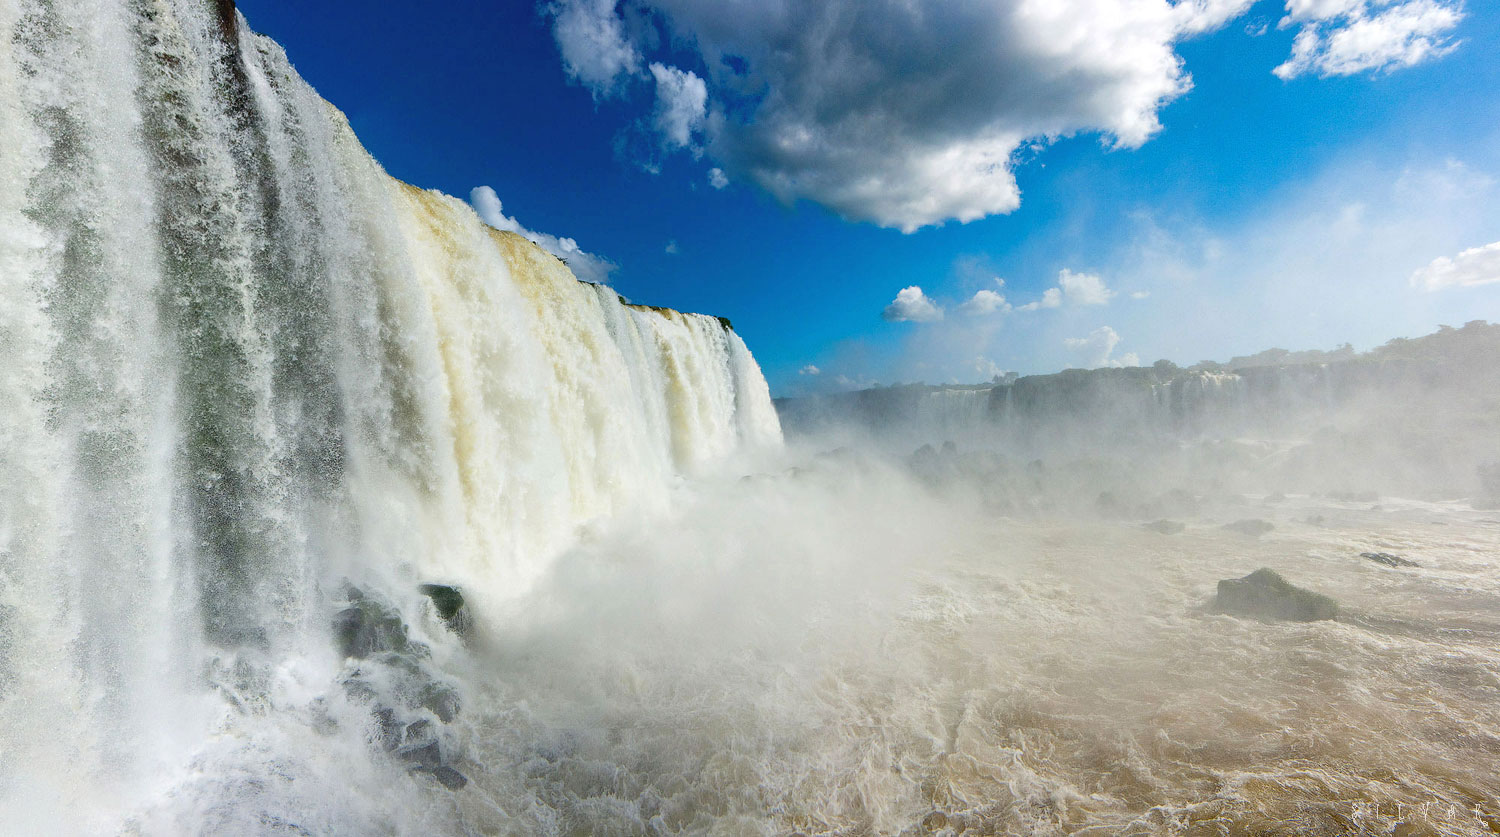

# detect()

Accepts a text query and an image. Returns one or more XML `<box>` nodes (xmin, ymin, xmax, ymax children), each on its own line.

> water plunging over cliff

<box><xmin>0</xmin><ymin>1</ymin><xmax>777</xmax><ymax>828</ymax></box>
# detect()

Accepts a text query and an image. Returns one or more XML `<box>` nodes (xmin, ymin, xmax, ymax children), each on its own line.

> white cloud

<box><xmin>1057</xmin><ymin>268</ymin><xmax>1117</xmax><ymax>305</ymax></box>
<box><xmin>1131</xmin><ymin>290</ymin><xmax>1151</xmax><ymax>299</ymax></box>
<box><xmin>1017</xmin><ymin>287</ymin><xmax>1063</xmax><ymax>312</ymax></box>
<box><xmin>707</xmin><ymin>167</ymin><xmax>729</xmax><ymax>189</ymax></box>
<box><xmin>543</xmin><ymin>0</ymin><xmax>642</xmax><ymax>99</ymax></box>
<box><xmin>972</xmin><ymin>356</ymin><xmax>1011</xmax><ymax>380</ymax></box>
<box><xmin>1064</xmin><ymin>325</ymin><xmax>1140</xmax><ymax>368</ymax></box>
<box><xmin>1014</xmin><ymin>268</ymin><xmax>1115</xmax><ymax>310</ymax></box>
<box><xmin>882</xmin><ymin>286</ymin><xmax>945</xmax><ymax>323</ymax></box>
<box><xmin>1089</xmin><ymin>155</ymin><xmax>1500</xmax><ymax>370</ymax></box>
<box><xmin>799</xmin><ymin>364</ymin><xmax>821</xmax><ymax>376</ymax></box>
<box><xmin>958</xmin><ymin>288</ymin><xmax>1011</xmax><ymax>316</ymax></box>
<box><xmin>470</xmin><ymin>186</ymin><xmax>618</xmax><ymax>285</ymax></box>
<box><xmin>1274</xmin><ymin>0</ymin><xmax>1464</xmax><ymax>79</ymax></box>
<box><xmin>665</xmin><ymin>239</ymin><xmax>679</xmax><ymax>254</ymax></box>
<box><xmin>546</xmin><ymin>0</ymin><xmax>1257</xmax><ymax>231</ymax></box>
<box><xmin>1411</xmin><ymin>240</ymin><xmax>1500</xmax><ymax>291</ymax></box>
<box><xmin>649</xmin><ymin>63</ymin><xmax>707</xmax><ymax>150</ymax></box>
<box><xmin>799</xmin><ymin>155</ymin><xmax>1500</xmax><ymax>389</ymax></box>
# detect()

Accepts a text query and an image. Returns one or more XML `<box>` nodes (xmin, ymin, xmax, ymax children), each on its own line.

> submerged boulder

<box><xmin>1143</xmin><ymin>519</ymin><xmax>1185</xmax><ymax>535</ymax></box>
<box><xmin>1221</xmin><ymin>519</ymin><xmax>1275</xmax><ymax>537</ymax></box>
<box><xmin>1361</xmin><ymin>551</ymin><xmax>1420</xmax><ymax>568</ymax></box>
<box><xmin>1213</xmin><ymin>568</ymin><xmax>1338</xmax><ymax>622</ymax></box>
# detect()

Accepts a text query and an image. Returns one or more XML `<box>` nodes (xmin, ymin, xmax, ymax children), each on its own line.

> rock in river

<box><xmin>1361</xmin><ymin>551</ymin><xmax>1420</xmax><ymax>568</ymax></box>
<box><xmin>1213</xmin><ymin>568</ymin><xmax>1338</xmax><ymax>622</ymax></box>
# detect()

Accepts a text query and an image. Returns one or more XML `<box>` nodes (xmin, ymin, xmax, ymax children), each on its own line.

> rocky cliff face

<box><xmin>778</xmin><ymin>321</ymin><xmax>1500</xmax><ymax>498</ymax></box>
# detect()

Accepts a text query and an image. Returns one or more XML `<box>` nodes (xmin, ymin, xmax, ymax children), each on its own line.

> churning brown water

<box><xmin>418</xmin><ymin>462</ymin><xmax>1500</xmax><ymax>836</ymax></box>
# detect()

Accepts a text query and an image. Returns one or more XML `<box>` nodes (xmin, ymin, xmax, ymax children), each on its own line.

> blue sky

<box><xmin>238</xmin><ymin>0</ymin><xmax>1500</xmax><ymax>395</ymax></box>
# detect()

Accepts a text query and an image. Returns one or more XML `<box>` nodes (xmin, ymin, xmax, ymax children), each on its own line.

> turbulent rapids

<box><xmin>4</xmin><ymin>2</ymin><xmax>1500</xmax><ymax>835</ymax></box>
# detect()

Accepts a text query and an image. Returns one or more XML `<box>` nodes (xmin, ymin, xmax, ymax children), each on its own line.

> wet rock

<box><xmin>372</xmin><ymin>707</ymin><xmax>403</xmax><ymax>750</ymax></box>
<box><xmin>418</xmin><ymin>583</ymin><xmax>473</xmax><ymax>637</ymax></box>
<box><xmin>419</xmin><ymin>682</ymin><xmax>461</xmax><ymax>723</ymax></box>
<box><xmin>403</xmin><ymin>718</ymin><xmax>435</xmax><ymax>746</ymax></box>
<box><xmin>1362</xmin><ymin>551</ymin><xmax>1420</xmax><ymax>568</ymax></box>
<box><xmin>429</xmin><ymin>765</ymin><xmax>468</xmax><ymax>790</ymax></box>
<box><xmin>398</xmin><ymin>728</ymin><xmax>468</xmax><ymax>790</ymax></box>
<box><xmin>334</xmin><ymin>588</ymin><xmax>412</xmax><ymax>659</ymax></box>
<box><xmin>332</xmin><ymin>585</ymin><xmax>468</xmax><ymax>789</ymax></box>
<box><xmin>1221</xmin><ymin>519</ymin><xmax>1275</xmax><ymax>537</ymax></box>
<box><xmin>397</xmin><ymin>739</ymin><xmax>442</xmax><ymax>770</ymax></box>
<box><xmin>1213</xmin><ymin>568</ymin><xmax>1338</xmax><ymax>622</ymax></box>
<box><xmin>1143</xmin><ymin>519</ymin><xmax>1185</xmax><ymax>535</ymax></box>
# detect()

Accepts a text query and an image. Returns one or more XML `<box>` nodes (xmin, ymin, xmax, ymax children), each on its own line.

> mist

<box><xmin>324</xmin><ymin>316</ymin><xmax>1500</xmax><ymax>833</ymax></box>
<box><xmin>4</xmin><ymin>1</ymin><xmax>1499</xmax><ymax>835</ymax></box>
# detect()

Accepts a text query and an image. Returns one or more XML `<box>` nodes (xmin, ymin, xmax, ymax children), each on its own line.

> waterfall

<box><xmin>0</xmin><ymin>1</ymin><xmax>779</xmax><ymax>829</ymax></box>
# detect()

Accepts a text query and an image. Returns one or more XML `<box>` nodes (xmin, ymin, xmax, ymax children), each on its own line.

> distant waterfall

<box><xmin>0</xmin><ymin>1</ymin><xmax>778</xmax><ymax>828</ymax></box>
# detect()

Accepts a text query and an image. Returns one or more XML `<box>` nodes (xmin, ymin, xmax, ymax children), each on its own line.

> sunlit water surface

<box><xmin>419</xmin><ymin>463</ymin><xmax>1500</xmax><ymax>836</ymax></box>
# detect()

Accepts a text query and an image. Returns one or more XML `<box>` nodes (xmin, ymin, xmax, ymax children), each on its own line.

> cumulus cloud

<box><xmin>649</xmin><ymin>62</ymin><xmax>707</xmax><ymax>150</ymax></box>
<box><xmin>882</xmin><ymin>286</ymin><xmax>945</xmax><ymax>323</ymax></box>
<box><xmin>1014</xmin><ymin>268</ymin><xmax>1116</xmax><ymax>310</ymax></box>
<box><xmin>799</xmin><ymin>364</ymin><xmax>822</xmax><ymax>376</ymax></box>
<box><xmin>958</xmin><ymin>288</ymin><xmax>1011</xmax><ymax>316</ymax></box>
<box><xmin>1410</xmin><ymin>240</ymin><xmax>1500</xmax><ymax>291</ymax></box>
<box><xmin>545</xmin><ymin>0</ymin><xmax>1262</xmax><ymax>231</ymax></box>
<box><xmin>543</xmin><ymin>0</ymin><xmax>642</xmax><ymax>99</ymax></box>
<box><xmin>1057</xmin><ymin>269</ymin><xmax>1117</xmax><ymax>305</ymax></box>
<box><xmin>1064</xmin><ymin>325</ymin><xmax>1141</xmax><ymax>368</ymax></box>
<box><xmin>1017</xmin><ymin>287</ymin><xmax>1063</xmax><ymax>312</ymax></box>
<box><xmin>470</xmin><ymin>186</ymin><xmax>618</xmax><ymax>284</ymax></box>
<box><xmin>707</xmin><ymin>167</ymin><xmax>729</xmax><ymax>189</ymax></box>
<box><xmin>1273</xmin><ymin>0</ymin><xmax>1465</xmax><ymax>79</ymax></box>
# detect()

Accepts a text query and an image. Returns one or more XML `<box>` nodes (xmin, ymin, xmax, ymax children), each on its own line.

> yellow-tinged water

<box><xmin>449</xmin><ymin>466</ymin><xmax>1500</xmax><ymax>836</ymax></box>
<box><xmin>3</xmin><ymin>0</ymin><xmax>1492</xmax><ymax>834</ymax></box>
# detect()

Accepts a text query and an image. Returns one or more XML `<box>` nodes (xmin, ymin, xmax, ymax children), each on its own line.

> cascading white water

<box><xmin>0</xmin><ymin>1</ymin><xmax>779</xmax><ymax>830</ymax></box>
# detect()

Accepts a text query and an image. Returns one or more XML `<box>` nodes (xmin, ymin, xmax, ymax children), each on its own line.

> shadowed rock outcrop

<box><xmin>1213</xmin><ymin>568</ymin><xmax>1337</xmax><ymax>622</ymax></box>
